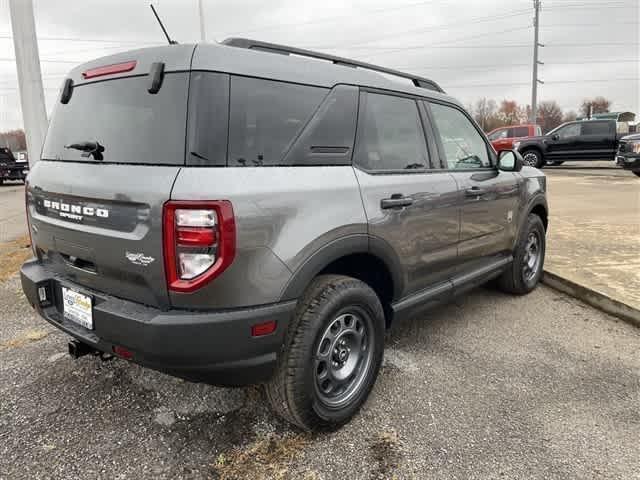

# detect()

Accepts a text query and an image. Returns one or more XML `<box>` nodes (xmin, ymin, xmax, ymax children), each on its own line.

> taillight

<box><xmin>163</xmin><ymin>201</ymin><xmax>235</xmax><ymax>293</ymax></box>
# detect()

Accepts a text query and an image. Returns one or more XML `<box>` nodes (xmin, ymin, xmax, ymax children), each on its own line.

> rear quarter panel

<box><xmin>169</xmin><ymin>166</ymin><xmax>367</xmax><ymax>309</ymax></box>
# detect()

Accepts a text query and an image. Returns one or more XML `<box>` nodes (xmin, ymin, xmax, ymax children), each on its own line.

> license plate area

<box><xmin>61</xmin><ymin>286</ymin><xmax>93</xmax><ymax>330</ymax></box>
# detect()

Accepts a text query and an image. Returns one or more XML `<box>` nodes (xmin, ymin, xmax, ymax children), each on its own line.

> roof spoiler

<box><xmin>221</xmin><ymin>37</ymin><xmax>445</xmax><ymax>94</ymax></box>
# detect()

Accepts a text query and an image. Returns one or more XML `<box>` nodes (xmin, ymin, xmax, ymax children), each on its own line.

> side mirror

<box><xmin>551</xmin><ymin>134</ymin><xmax>560</xmax><ymax>141</ymax></box>
<box><xmin>497</xmin><ymin>150</ymin><xmax>523</xmax><ymax>172</ymax></box>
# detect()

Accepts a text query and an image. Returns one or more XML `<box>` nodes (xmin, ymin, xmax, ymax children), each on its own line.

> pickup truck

<box><xmin>487</xmin><ymin>124</ymin><xmax>541</xmax><ymax>152</ymax></box>
<box><xmin>514</xmin><ymin>119</ymin><xmax>624</xmax><ymax>168</ymax></box>
<box><xmin>0</xmin><ymin>147</ymin><xmax>29</xmax><ymax>184</ymax></box>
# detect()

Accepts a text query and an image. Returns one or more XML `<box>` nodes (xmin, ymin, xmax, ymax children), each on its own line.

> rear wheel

<box><xmin>522</xmin><ymin>149</ymin><xmax>544</xmax><ymax>168</ymax></box>
<box><xmin>498</xmin><ymin>214</ymin><xmax>546</xmax><ymax>294</ymax></box>
<box><xmin>266</xmin><ymin>275</ymin><xmax>385</xmax><ymax>431</ymax></box>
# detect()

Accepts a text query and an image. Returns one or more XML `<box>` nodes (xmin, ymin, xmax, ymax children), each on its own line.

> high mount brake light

<box><xmin>82</xmin><ymin>61</ymin><xmax>137</xmax><ymax>79</ymax></box>
<box><xmin>163</xmin><ymin>201</ymin><xmax>236</xmax><ymax>293</ymax></box>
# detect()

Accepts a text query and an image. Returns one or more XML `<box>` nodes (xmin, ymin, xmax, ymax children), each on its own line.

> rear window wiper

<box><xmin>64</xmin><ymin>141</ymin><xmax>104</xmax><ymax>160</ymax></box>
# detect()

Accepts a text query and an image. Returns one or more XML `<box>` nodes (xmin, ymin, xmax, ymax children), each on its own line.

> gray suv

<box><xmin>20</xmin><ymin>39</ymin><xmax>548</xmax><ymax>430</ymax></box>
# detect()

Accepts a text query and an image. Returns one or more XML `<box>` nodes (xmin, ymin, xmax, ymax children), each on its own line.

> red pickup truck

<box><xmin>487</xmin><ymin>124</ymin><xmax>542</xmax><ymax>152</ymax></box>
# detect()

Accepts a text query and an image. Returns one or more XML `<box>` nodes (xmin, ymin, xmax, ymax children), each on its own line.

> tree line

<box><xmin>469</xmin><ymin>96</ymin><xmax>612</xmax><ymax>134</ymax></box>
<box><xmin>0</xmin><ymin>129</ymin><xmax>26</xmax><ymax>152</ymax></box>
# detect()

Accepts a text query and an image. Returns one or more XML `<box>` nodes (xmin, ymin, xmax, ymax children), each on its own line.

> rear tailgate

<box><xmin>27</xmin><ymin>45</ymin><xmax>195</xmax><ymax>309</ymax></box>
<box><xmin>28</xmin><ymin>163</ymin><xmax>179</xmax><ymax>308</ymax></box>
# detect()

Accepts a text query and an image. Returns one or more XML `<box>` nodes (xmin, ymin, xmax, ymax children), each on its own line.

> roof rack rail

<box><xmin>221</xmin><ymin>37</ymin><xmax>445</xmax><ymax>94</ymax></box>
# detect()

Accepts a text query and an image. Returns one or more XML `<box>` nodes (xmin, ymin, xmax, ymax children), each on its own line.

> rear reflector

<box><xmin>112</xmin><ymin>345</ymin><xmax>134</xmax><ymax>360</ymax></box>
<box><xmin>251</xmin><ymin>321</ymin><xmax>277</xmax><ymax>337</ymax></box>
<box><xmin>82</xmin><ymin>61</ymin><xmax>136</xmax><ymax>79</ymax></box>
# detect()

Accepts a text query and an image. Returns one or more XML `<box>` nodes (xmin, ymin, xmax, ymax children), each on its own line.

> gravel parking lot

<box><xmin>1</xmin><ymin>273</ymin><xmax>638</xmax><ymax>479</ymax></box>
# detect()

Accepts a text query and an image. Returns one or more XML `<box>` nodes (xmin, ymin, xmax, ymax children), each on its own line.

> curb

<box><xmin>542</xmin><ymin>270</ymin><xmax>640</xmax><ymax>328</ymax></box>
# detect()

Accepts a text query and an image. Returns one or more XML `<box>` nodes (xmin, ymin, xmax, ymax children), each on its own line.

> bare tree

<box><xmin>580</xmin><ymin>96</ymin><xmax>611</xmax><ymax>118</ymax></box>
<box><xmin>0</xmin><ymin>129</ymin><xmax>27</xmax><ymax>151</ymax></box>
<box><xmin>473</xmin><ymin>97</ymin><xmax>497</xmax><ymax>131</ymax></box>
<box><xmin>536</xmin><ymin>101</ymin><xmax>564</xmax><ymax>133</ymax></box>
<box><xmin>563</xmin><ymin>110</ymin><xmax>578</xmax><ymax>122</ymax></box>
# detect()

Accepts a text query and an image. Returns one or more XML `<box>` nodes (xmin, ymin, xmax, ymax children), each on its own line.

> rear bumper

<box><xmin>20</xmin><ymin>259</ymin><xmax>295</xmax><ymax>386</ymax></box>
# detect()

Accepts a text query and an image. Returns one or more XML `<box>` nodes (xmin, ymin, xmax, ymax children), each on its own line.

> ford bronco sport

<box><xmin>21</xmin><ymin>39</ymin><xmax>548</xmax><ymax>430</ymax></box>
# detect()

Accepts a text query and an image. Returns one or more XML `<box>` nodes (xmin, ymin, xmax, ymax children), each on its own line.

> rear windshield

<box><xmin>42</xmin><ymin>73</ymin><xmax>188</xmax><ymax>165</ymax></box>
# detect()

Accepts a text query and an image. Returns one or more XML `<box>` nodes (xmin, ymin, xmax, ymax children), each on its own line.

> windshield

<box><xmin>42</xmin><ymin>73</ymin><xmax>188</xmax><ymax>165</ymax></box>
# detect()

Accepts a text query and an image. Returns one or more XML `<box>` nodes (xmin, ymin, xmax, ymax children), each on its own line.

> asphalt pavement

<box><xmin>544</xmin><ymin>163</ymin><xmax>640</xmax><ymax>311</ymax></box>
<box><xmin>1</xmin><ymin>274</ymin><xmax>638</xmax><ymax>479</ymax></box>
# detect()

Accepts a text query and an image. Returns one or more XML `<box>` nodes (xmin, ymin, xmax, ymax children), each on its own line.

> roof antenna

<box><xmin>150</xmin><ymin>4</ymin><xmax>177</xmax><ymax>45</ymax></box>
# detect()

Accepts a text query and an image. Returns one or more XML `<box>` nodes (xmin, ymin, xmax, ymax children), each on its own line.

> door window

<box><xmin>582</xmin><ymin>122</ymin><xmax>610</xmax><ymax>135</ymax></box>
<box><xmin>429</xmin><ymin>103</ymin><xmax>491</xmax><ymax>169</ymax></box>
<box><xmin>511</xmin><ymin>126</ymin><xmax>530</xmax><ymax>138</ymax></box>
<box><xmin>556</xmin><ymin>123</ymin><xmax>581</xmax><ymax>139</ymax></box>
<box><xmin>488</xmin><ymin>128</ymin><xmax>508</xmax><ymax>141</ymax></box>
<box><xmin>354</xmin><ymin>92</ymin><xmax>430</xmax><ymax>171</ymax></box>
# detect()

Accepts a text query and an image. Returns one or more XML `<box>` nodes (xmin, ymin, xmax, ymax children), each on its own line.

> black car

<box><xmin>513</xmin><ymin>119</ymin><xmax>625</xmax><ymax>168</ymax></box>
<box><xmin>0</xmin><ymin>147</ymin><xmax>29</xmax><ymax>184</ymax></box>
<box><xmin>616</xmin><ymin>133</ymin><xmax>640</xmax><ymax>177</ymax></box>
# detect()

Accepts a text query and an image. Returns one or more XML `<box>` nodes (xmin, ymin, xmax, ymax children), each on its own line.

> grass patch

<box><xmin>370</xmin><ymin>430</ymin><xmax>402</xmax><ymax>479</ymax></box>
<box><xmin>212</xmin><ymin>433</ymin><xmax>312</xmax><ymax>480</ymax></box>
<box><xmin>0</xmin><ymin>235</ymin><xmax>32</xmax><ymax>282</ymax></box>
<box><xmin>0</xmin><ymin>329</ymin><xmax>50</xmax><ymax>350</ymax></box>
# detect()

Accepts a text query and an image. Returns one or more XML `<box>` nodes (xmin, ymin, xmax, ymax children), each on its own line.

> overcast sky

<box><xmin>0</xmin><ymin>0</ymin><xmax>638</xmax><ymax>131</ymax></box>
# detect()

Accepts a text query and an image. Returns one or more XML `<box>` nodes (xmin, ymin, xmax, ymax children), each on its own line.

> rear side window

<box><xmin>228</xmin><ymin>77</ymin><xmax>327</xmax><ymax>166</ymax></box>
<box><xmin>429</xmin><ymin>102</ymin><xmax>491</xmax><ymax>169</ymax></box>
<box><xmin>354</xmin><ymin>92</ymin><xmax>429</xmax><ymax>171</ymax></box>
<box><xmin>511</xmin><ymin>126</ymin><xmax>530</xmax><ymax>137</ymax></box>
<box><xmin>582</xmin><ymin>122</ymin><xmax>610</xmax><ymax>135</ymax></box>
<box><xmin>42</xmin><ymin>73</ymin><xmax>189</xmax><ymax>165</ymax></box>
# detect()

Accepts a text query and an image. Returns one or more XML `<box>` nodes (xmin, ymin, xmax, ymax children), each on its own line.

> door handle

<box><xmin>465</xmin><ymin>186</ymin><xmax>487</xmax><ymax>196</ymax></box>
<box><xmin>381</xmin><ymin>195</ymin><xmax>414</xmax><ymax>209</ymax></box>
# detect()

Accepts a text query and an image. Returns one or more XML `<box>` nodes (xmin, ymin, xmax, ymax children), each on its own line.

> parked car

<box><xmin>514</xmin><ymin>119</ymin><xmax>625</xmax><ymax>168</ymax></box>
<box><xmin>20</xmin><ymin>39</ymin><xmax>548</xmax><ymax>430</ymax></box>
<box><xmin>487</xmin><ymin>124</ymin><xmax>541</xmax><ymax>152</ymax></box>
<box><xmin>615</xmin><ymin>133</ymin><xmax>640</xmax><ymax>177</ymax></box>
<box><xmin>0</xmin><ymin>147</ymin><xmax>29</xmax><ymax>184</ymax></box>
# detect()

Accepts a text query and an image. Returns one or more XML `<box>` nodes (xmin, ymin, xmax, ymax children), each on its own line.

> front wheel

<box><xmin>266</xmin><ymin>275</ymin><xmax>385</xmax><ymax>431</ymax></box>
<box><xmin>522</xmin><ymin>149</ymin><xmax>545</xmax><ymax>169</ymax></box>
<box><xmin>498</xmin><ymin>214</ymin><xmax>546</xmax><ymax>295</ymax></box>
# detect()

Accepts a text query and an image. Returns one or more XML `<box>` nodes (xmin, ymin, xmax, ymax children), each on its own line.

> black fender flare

<box><xmin>518</xmin><ymin>194</ymin><xmax>548</xmax><ymax>237</ymax></box>
<box><xmin>279</xmin><ymin>234</ymin><xmax>404</xmax><ymax>302</ymax></box>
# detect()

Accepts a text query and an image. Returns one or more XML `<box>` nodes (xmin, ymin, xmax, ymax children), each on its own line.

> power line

<box><xmin>220</xmin><ymin>0</ymin><xmax>442</xmax><ymax>37</ymax></box>
<box><xmin>447</xmin><ymin>78</ymin><xmax>640</xmax><ymax>89</ymax></box>
<box><xmin>308</xmin><ymin>8</ymin><xmax>532</xmax><ymax>50</ymax></box>
<box><xmin>0</xmin><ymin>33</ymin><xmax>157</xmax><ymax>44</ymax></box>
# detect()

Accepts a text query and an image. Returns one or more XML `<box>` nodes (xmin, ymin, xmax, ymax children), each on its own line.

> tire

<box><xmin>0</xmin><ymin>179</ymin><xmax>3</xmax><ymax>186</ymax></box>
<box><xmin>521</xmin><ymin>149</ymin><xmax>544</xmax><ymax>169</ymax></box>
<box><xmin>498</xmin><ymin>214</ymin><xmax>546</xmax><ymax>295</ymax></box>
<box><xmin>266</xmin><ymin>274</ymin><xmax>385</xmax><ymax>431</ymax></box>
<box><xmin>633</xmin><ymin>171</ymin><xmax>640</xmax><ymax>178</ymax></box>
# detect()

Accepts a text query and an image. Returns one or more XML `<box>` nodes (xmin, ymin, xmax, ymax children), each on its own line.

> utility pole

<box><xmin>198</xmin><ymin>0</ymin><xmax>206</xmax><ymax>42</ymax></box>
<box><xmin>9</xmin><ymin>0</ymin><xmax>48</xmax><ymax>168</ymax></box>
<box><xmin>530</xmin><ymin>0</ymin><xmax>544</xmax><ymax>124</ymax></box>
